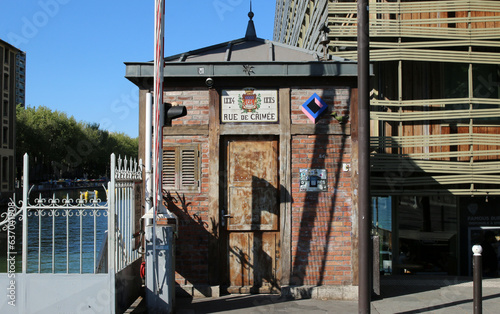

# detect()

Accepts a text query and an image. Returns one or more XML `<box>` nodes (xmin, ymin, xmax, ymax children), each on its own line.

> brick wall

<box><xmin>161</xmin><ymin>86</ymin><xmax>354</xmax><ymax>288</ymax></box>
<box><xmin>163</xmin><ymin>89</ymin><xmax>209</xmax><ymax>126</ymax></box>
<box><xmin>291</xmin><ymin>87</ymin><xmax>350</xmax><ymax>125</ymax></box>
<box><xmin>289</xmin><ymin>86</ymin><xmax>353</xmax><ymax>286</ymax></box>
<box><xmin>290</xmin><ymin>134</ymin><xmax>353</xmax><ymax>286</ymax></box>
<box><xmin>161</xmin><ymin>88</ymin><xmax>211</xmax><ymax>288</ymax></box>
<box><xmin>162</xmin><ymin>135</ymin><xmax>210</xmax><ymax>286</ymax></box>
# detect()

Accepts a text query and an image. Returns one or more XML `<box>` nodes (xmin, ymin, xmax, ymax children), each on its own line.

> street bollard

<box><xmin>472</xmin><ymin>245</ymin><xmax>482</xmax><ymax>314</ymax></box>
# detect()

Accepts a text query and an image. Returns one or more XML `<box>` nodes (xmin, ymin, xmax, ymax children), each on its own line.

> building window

<box><xmin>2</xmin><ymin>157</ymin><xmax>7</xmax><ymax>182</ymax></box>
<box><xmin>162</xmin><ymin>145</ymin><xmax>200</xmax><ymax>192</ymax></box>
<box><xmin>3</xmin><ymin>100</ymin><xmax>8</xmax><ymax>117</ymax></box>
<box><xmin>4</xmin><ymin>49</ymin><xmax>8</xmax><ymax>64</ymax></box>
<box><xmin>3</xmin><ymin>127</ymin><xmax>8</xmax><ymax>146</ymax></box>
<box><xmin>3</xmin><ymin>74</ymin><xmax>8</xmax><ymax>90</ymax></box>
<box><xmin>473</xmin><ymin>64</ymin><xmax>500</xmax><ymax>99</ymax></box>
<box><xmin>8</xmin><ymin>156</ymin><xmax>13</xmax><ymax>191</ymax></box>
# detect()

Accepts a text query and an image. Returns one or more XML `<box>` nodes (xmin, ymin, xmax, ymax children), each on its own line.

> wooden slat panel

<box><xmin>371</xmin><ymin>108</ymin><xmax>500</xmax><ymax>121</ymax></box>
<box><xmin>320</xmin><ymin>1</ymin><xmax>500</xmax><ymax>198</ymax></box>
<box><xmin>371</xmin><ymin>98</ymin><xmax>500</xmax><ymax>107</ymax></box>
<box><xmin>371</xmin><ymin>134</ymin><xmax>500</xmax><ymax>148</ymax></box>
<box><xmin>327</xmin><ymin>1</ymin><xmax>500</xmax><ymax>63</ymax></box>
<box><xmin>371</xmin><ymin>174</ymin><xmax>500</xmax><ymax>186</ymax></box>
<box><xmin>335</xmin><ymin>49</ymin><xmax>500</xmax><ymax>64</ymax></box>
<box><xmin>371</xmin><ymin>157</ymin><xmax>500</xmax><ymax>174</ymax></box>
<box><xmin>371</xmin><ymin>189</ymin><xmax>500</xmax><ymax>196</ymax></box>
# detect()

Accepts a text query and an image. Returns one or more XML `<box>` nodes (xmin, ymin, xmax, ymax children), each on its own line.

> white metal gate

<box><xmin>0</xmin><ymin>153</ymin><xmax>142</xmax><ymax>314</ymax></box>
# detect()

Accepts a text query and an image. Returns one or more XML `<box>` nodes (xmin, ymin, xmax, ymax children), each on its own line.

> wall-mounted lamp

<box><xmin>205</xmin><ymin>77</ymin><xmax>214</xmax><ymax>88</ymax></box>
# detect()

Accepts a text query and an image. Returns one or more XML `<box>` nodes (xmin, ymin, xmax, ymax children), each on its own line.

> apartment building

<box><xmin>275</xmin><ymin>0</ymin><xmax>500</xmax><ymax>277</ymax></box>
<box><xmin>0</xmin><ymin>39</ymin><xmax>25</xmax><ymax>199</ymax></box>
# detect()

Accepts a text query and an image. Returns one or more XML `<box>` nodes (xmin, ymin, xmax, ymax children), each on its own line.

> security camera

<box><xmin>205</xmin><ymin>77</ymin><xmax>214</xmax><ymax>88</ymax></box>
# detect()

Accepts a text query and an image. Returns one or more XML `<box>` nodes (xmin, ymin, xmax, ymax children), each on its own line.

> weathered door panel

<box><xmin>229</xmin><ymin>232</ymin><xmax>253</xmax><ymax>287</ymax></box>
<box><xmin>228</xmin><ymin>231</ymin><xmax>280</xmax><ymax>292</ymax></box>
<box><xmin>224</xmin><ymin>137</ymin><xmax>281</xmax><ymax>292</ymax></box>
<box><xmin>228</xmin><ymin>186</ymin><xmax>278</xmax><ymax>230</ymax></box>
<box><xmin>226</xmin><ymin>139</ymin><xmax>279</xmax><ymax>231</ymax></box>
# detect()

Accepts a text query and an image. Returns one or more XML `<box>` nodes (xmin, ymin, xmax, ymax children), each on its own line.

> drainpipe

<box><xmin>358</xmin><ymin>0</ymin><xmax>372</xmax><ymax>313</ymax></box>
<box><xmin>145</xmin><ymin>92</ymin><xmax>153</xmax><ymax>215</ymax></box>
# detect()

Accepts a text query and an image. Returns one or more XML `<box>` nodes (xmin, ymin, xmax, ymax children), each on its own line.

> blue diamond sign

<box><xmin>301</xmin><ymin>93</ymin><xmax>327</xmax><ymax>123</ymax></box>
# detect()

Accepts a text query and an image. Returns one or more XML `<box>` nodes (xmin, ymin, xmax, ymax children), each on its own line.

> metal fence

<box><xmin>0</xmin><ymin>153</ymin><xmax>143</xmax><ymax>313</ymax></box>
<box><xmin>24</xmin><ymin>191</ymin><xmax>108</xmax><ymax>273</ymax></box>
<box><xmin>0</xmin><ymin>153</ymin><xmax>142</xmax><ymax>274</ymax></box>
<box><xmin>112</xmin><ymin>154</ymin><xmax>142</xmax><ymax>272</ymax></box>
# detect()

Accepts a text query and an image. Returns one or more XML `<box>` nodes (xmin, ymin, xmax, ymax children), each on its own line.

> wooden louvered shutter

<box><xmin>180</xmin><ymin>148</ymin><xmax>197</xmax><ymax>190</ymax></box>
<box><xmin>162</xmin><ymin>145</ymin><xmax>200</xmax><ymax>192</ymax></box>
<box><xmin>163</xmin><ymin>148</ymin><xmax>177</xmax><ymax>189</ymax></box>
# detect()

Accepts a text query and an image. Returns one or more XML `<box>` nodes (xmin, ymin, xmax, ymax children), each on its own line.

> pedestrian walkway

<box><xmin>128</xmin><ymin>276</ymin><xmax>500</xmax><ymax>313</ymax></box>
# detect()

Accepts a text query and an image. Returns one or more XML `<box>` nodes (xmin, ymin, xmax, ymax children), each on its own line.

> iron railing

<box><xmin>0</xmin><ymin>153</ymin><xmax>142</xmax><ymax>274</ymax></box>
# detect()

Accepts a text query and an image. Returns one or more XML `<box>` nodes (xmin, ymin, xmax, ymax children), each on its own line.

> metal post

<box><xmin>108</xmin><ymin>153</ymin><xmax>117</xmax><ymax>314</ymax></box>
<box><xmin>357</xmin><ymin>0</ymin><xmax>371</xmax><ymax>313</ymax></box>
<box><xmin>472</xmin><ymin>245</ymin><xmax>482</xmax><ymax>314</ymax></box>
<box><xmin>21</xmin><ymin>153</ymin><xmax>29</xmax><ymax>274</ymax></box>
<box><xmin>153</xmin><ymin>0</ymin><xmax>165</xmax><ymax>208</ymax></box>
<box><xmin>152</xmin><ymin>0</ymin><xmax>165</xmax><ymax>298</ymax></box>
<box><xmin>145</xmin><ymin>93</ymin><xmax>153</xmax><ymax>215</ymax></box>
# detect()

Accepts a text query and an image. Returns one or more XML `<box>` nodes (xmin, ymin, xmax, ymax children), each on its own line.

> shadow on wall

<box><xmin>162</xmin><ymin>181</ymin><xmax>290</xmax><ymax>296</ymax></box>
<box><xmin>224</xmin><ymin>176</ymin><xmax>283</xmax><ymax>294</ymax></box>
<box><xmin>162</xmin><ymin>191</ymin><xmax>212</xmax><ymax>297</ymax></box>
<box><xmin>290</xmin><ymin>122</ymin><xmax>348</xmax><ymax>286</ymax></box>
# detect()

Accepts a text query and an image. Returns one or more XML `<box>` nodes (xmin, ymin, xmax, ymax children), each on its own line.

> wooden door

<box><xmin>223</xmin><ymin>137</ymin><xmax>280</xmax><ymax>293</ymax></box>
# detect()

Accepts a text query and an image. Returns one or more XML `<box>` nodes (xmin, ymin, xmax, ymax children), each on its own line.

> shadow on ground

<box><xmin>176</xmin><ymin>294</ymin><xmax>294</xmax><ymax>313</ymax></box>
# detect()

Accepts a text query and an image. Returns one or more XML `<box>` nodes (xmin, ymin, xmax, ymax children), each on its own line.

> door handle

<box><xmin>221</xmin><ymin>210</ymin><xmax>232</xmax><ymax>227</ymax></box>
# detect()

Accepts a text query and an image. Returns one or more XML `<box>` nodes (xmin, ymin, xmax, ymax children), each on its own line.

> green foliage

<box><xmin>16</xmin><ymin>105</ymin><xmax>138</xmax><ymax>181</ymax></box>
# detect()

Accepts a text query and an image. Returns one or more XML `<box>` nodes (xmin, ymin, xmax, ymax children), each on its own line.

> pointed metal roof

<box><xmin>125</xmin><ymin>8</ymin><xmax>362</xmax><ymax>84</ymax></box>
<box><xmin>163</xmin><ymin>7</ymin><xmax>343</xmax><ymax>63</ymax></box>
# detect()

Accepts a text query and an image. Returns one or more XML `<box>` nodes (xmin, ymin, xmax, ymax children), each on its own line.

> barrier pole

<box><xmin>472</xmin><ymin>245</ymin><xmax>482</xmax><ymax>314</ymax></box>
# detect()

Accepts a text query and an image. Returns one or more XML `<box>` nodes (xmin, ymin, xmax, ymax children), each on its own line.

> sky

<box><xmin>0</xmin><ymin>0</ymin><xmax>276</xmax><ymax>138</ymax></box>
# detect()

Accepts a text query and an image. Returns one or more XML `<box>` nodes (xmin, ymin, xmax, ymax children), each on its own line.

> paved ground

<box><xmin>127</xmin><ymin>276</ymin><xmax>500</xmax><ymax>313</ymax></box>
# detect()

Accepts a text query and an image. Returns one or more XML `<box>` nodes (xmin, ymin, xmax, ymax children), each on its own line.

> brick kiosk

<box><xmin>125</xmin><ymin>17</ymin><xmax>364</xmax><ymax>300</ymax></box>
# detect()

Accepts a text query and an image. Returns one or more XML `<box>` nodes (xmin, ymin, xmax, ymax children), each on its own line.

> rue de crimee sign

<box><xmin>221</xmin><ymin>88</ymin><xmax>278</xmax><ymax>123</ymax></box>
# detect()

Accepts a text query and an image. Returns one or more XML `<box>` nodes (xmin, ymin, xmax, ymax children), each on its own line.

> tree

<box><xmin>16</xmin><ymin>105</ymin><xmax>138</xmax><ymax>182</ymax></box>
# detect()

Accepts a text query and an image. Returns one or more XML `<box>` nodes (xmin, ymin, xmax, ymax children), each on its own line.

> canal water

<box><xmin>0</xmin><ymin>186</ymin><xmax>108</xmax><ymax>273</ymax></box>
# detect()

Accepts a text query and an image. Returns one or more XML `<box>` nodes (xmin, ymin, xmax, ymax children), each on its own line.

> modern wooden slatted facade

<box><xmin>275</xmin><ymin>0</ymin><xmax>500</xmax><ymax>277</ymax></box>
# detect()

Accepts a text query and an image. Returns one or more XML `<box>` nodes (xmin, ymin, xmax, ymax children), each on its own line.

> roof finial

<box><xmin>248</xmin><ymin>1</ymin><xmax>254</xmax><ymax>20</ymax></box>
<box><xmin>245</xmin><ymin>0</ymin><xmax>257</xmax><ymax>40</ymax></box>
